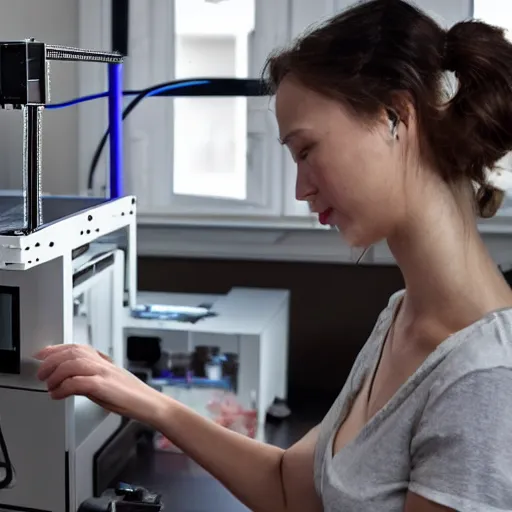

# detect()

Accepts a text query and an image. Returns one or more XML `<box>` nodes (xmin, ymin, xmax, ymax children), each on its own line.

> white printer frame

<box><xmin>0</xmin><ymin>195</ymin><xmax>136</xmax><ymax>512</ymax></box>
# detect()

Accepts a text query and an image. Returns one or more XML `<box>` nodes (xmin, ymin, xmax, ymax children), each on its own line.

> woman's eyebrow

<box><xmin>279</xmin><ymin>128</ymin><xmax>308</xmax><ymax>145</ymax></box>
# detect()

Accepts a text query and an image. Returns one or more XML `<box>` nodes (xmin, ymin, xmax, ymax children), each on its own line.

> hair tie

<box><xmin>441</xmin><ymin>38</ymin><xmax>452</xmax><ymax>71</ymax></box>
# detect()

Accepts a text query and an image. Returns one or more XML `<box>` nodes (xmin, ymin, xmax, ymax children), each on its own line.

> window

<box><xmin>78</xmin><ymin>0</ymin><xmax>341</xmax><ymax>227</ymax></box>
<box><xmin>119</xmin><ymin>0</ymin><xmax>308</xmax><ymax>223</ymax></box>
<box><xmin>173</xmin><ymin>0</ymin><xmax>254</xmax><ymax>201</ymax></box>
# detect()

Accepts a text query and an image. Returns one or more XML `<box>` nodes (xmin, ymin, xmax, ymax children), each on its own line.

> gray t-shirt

<box><xmin>314</xmin><ymin>290</ymin><xmax>512</xmax><ymax>511</ymax></box>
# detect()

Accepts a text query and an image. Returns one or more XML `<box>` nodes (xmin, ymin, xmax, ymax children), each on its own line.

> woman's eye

<box><xmin>298</xmin><ymin>147</ymin><xmax>310</xmax><ymax>161</ymax></box>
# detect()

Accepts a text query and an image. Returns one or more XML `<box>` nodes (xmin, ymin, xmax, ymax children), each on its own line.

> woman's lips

<box><xmin>319</xmin><ymin>208</ymin><xmax>333</xmax><ymax>225</ymax></box>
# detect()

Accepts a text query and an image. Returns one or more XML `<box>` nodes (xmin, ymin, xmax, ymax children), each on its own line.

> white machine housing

<box><xmin>0</xmin><ymin>194</ymin><xmax>136</xmax><ymax>512</ymax></box>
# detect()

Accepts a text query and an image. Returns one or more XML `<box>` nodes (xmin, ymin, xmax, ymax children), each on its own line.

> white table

<box><xmin>124</xmin><ymin>287</ymin><xmax>290</xmax><ymax>425</ymax></box>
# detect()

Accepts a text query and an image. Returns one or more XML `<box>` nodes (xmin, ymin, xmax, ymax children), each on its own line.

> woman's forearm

<box><xmin>150</xmin><ymin>393</ymin><xmax>287</xmax><ymax>512</ymax></box>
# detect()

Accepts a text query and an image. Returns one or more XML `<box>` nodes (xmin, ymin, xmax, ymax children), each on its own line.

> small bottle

<box><xmin>205</xmin><ymin>354</ymin><xmax>222</xmax><ymax>381</ymax></box>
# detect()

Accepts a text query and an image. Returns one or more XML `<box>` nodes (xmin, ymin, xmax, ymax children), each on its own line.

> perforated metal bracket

<box><xmin>0</xmin><ymin>40</ymin><xmax>123</xmax><ymax>109</ymax></box>
<box><xmin>0</xmin><ymin>39</ymin><xmax>124</xmax><ymax>234</ymax></box>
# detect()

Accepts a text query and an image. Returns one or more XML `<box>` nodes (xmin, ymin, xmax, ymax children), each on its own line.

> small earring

<box><xmin>386</xmin><ymin>109</ymin><xmax>399</xmax><ymax>140</ymax></box>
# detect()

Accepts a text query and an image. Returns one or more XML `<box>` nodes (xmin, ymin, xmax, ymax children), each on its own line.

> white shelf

<box><xmin>125</xmin><ymin>287</ymin><xmax>290</xmax><ymax>336</ymax></box>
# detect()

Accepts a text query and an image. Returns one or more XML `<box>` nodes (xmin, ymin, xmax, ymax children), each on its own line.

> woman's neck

<box><xmin>387</xmin><ymin>187</ymin><xmax>512</xmax><ymax>332</ymax></box>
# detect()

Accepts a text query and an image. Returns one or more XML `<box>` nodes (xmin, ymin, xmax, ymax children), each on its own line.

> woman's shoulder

<box><xmin>428</xmin><ymin>306</ymin><xmax>512</xmax><ymax>401</ymax></box>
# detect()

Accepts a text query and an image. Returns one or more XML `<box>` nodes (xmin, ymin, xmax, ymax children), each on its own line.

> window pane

<box><xmin>173</xmin><ymin>0</ymin><xmax>255</xmax><ymax>201</ymax></box>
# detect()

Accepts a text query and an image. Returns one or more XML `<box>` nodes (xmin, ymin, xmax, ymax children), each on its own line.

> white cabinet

<box><xmin>124</xmin><ymin>287</ymin><xmax>290</xmax><ymax>425</ymax></box>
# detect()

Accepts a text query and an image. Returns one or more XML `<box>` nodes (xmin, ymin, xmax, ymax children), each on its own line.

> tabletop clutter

<box><xmin>154</xmin><ymin>391</ymin><xmax>259</xmax><ymax>453</ymax></box>
<box><xmin>127</xmin><ymin>338</ymin><xmax>260</xmax><ymax>450</ymax></box>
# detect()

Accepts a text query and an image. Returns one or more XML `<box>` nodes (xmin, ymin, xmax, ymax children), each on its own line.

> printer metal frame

<box><xmin>0</xmin><ymin>40</ymin><xmax>136</xmax><ymax>512</ymax></box>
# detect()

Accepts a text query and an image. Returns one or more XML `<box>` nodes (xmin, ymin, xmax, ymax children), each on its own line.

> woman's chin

<box><xmin>334</xmin><ymin>222</ymin><xmax>374</xmax><ymax>249</ymax></box>
<box><xmin>333</xmin><ymin>220</ymin><xmax>361</xmax><ymax>245</ymax></box>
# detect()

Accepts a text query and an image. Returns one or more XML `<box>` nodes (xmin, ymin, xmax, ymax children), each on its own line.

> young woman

<box><xmin>36</xmin><ymin>1</ymin><xmax>512</xmax><ymax>510</ymax></box>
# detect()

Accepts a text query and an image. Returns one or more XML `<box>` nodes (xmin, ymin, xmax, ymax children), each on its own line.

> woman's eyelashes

<box><xmin>296</xmin><ymin>143</ymin><xmax>314</xmax><ymax>162</ymax></box>
<box><xmin>298</xmin><ymin>148</ymin><xmax>309</xmax><ymax>161</ymax></box>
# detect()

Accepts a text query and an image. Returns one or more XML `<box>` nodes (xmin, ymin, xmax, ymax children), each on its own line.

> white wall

<box><xmin>0</xmin><ymin>0</ymin><xmax>79</xmax><ymax>195</ymax></box>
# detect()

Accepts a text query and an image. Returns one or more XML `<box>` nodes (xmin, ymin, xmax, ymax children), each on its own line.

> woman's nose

<box><xmin>295</xmin><ymin>166</ymin><xmax>316</xmax><ymax>201</ymax></box>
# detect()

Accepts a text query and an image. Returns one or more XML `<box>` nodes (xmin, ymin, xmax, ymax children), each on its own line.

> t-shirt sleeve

<box><xmin>409</xmin><ymin>367</ymin><xmax>512</xmax><ymax>512</ymax></box>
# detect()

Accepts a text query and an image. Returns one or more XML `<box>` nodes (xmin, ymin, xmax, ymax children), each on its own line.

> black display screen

<box><xmin>0</xmin><ymin>286</ymin><xmax>20</xmax><ymax>374</ymax></box>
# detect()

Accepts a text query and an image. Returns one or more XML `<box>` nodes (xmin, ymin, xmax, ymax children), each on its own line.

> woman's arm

<box><xmin>35</xmin><ymin>344</ymin><xmax>323</xmax><ymax>512</ymax></box>
<box><xmin>152</xmin><ymin>396</ymin><xmax>323</xmax><ymax>512</ymax></box>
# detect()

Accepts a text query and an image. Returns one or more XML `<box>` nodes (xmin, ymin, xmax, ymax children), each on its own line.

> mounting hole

<box><xmin>25</xmin><ymin>247</ymin><xmax>29</xmax><ymax>251</ymax></box>
<box><xmin>121</xmin><ymin>212</ymin><xmax>125</xmax><ymax>216</ymax></box>
<box><xmin>88</xmin><ymin>215</ymin><xmax>93</xmax><ymax>221</ymax></box>
<box><xmin>129</xmin><ymin>211</ymin><xmax>133</xmax><ymax>215</ymax></box>
<box><xmin>96</xmin><ymin>228</ymin><xmax>100</xmax><ymax>233</ymax></box>
<box><xmin>35</xmin><ymin>242</ymin><xmax>40</xmax><ymax>247</ymax></box>
<box><xmin>49</xmin><ymin>242</ymin><xmax>54</xmax><ymax>247</ymax></box>
<box><xmin>36</xmin><ymin>258</ymin><xmax>39</xmax><ymax>262</ymax></box>
<box><xmin>86</xmin><ymin>230</ymin><xmax>91</xmax><ymax>235</ymax></box>
<box><xmin>131</xmin><ymin>198</ymin><xmax>136</xmax><ymax>204</ymax></box>
<box><xmin>80</xmin><ymin>231</ymin><xmax>84</xmax><ymax>235</ymax></box>
<box><xmin>28</xmin><ymin>261</ymin><xmax>32</xmax><ymax>264</ymax></box>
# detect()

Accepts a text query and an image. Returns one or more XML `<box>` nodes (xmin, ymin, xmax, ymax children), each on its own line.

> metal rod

<box><xmin>108</xmin><ymin>62</ymin><xmax>124</xmax><ymax>199</ymax></box>
<box><xmin>24</xmin><ymin>105</ymin><xmax>43</xmax><ymax>232</ymax></box>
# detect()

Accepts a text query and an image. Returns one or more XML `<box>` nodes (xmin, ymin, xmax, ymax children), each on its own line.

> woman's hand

<box><xmin>35</xmin><ymin>344</ymin><xmax>167</xmax><ymax>426</ymax></box>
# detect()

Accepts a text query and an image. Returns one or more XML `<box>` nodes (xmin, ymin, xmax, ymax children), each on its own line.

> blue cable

<box><xmin>46</xmin><ymin>91</ymin><xmax>131</xmax><ymax>109</ymax></box>
<box><xmin>45</xmin><ymin>80</ymin><xmax>211</xmax><ymax>109</ymax></box>
<box><xmin>144</xmin><ymin>80</ymin><xmax>210</xmax><ymax>97</ymax></box>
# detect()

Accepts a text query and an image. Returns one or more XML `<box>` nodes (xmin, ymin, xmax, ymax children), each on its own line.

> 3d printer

<box><xmin>0</xmin><ymin>39</ymin><xmax>144</xmax><ymax>512</ymax></box>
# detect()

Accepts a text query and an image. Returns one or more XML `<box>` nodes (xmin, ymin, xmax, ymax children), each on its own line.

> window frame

<box><xmin>78</xmin><ymin>0</ymin><xmax>319</xmax><ymax>228</ymax></box>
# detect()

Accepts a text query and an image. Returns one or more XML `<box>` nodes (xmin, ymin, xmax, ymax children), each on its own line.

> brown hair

<box><xmin>263</xmin><ymin>0</ymin><xmax>512</xmax><ymax>218</ymax></box>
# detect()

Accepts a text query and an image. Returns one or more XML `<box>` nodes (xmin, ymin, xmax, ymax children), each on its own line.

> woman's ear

<box><xmin>389</xmin><ymin>90</ymin><xmax>415</xmax><ymax>128</ymax></box>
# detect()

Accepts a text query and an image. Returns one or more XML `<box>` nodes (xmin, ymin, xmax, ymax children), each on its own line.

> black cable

<box><xmin>87</xmin><ymin>77</ymin><xmax>269</xmax><ymax>191</ymax></box>
<box><xmin>0</xmin><ymin>424</ymin><xmax>13</xmax><ymax>490</ymax></box>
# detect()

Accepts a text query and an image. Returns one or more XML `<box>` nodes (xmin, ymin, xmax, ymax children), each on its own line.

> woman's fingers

<box><xmin>34</xmin><ymin>343</ymin><xmax>77</xmax><ymax>361</ymax></box>
<box><xmin>36</xmin><ymin>344</ymin><xmax>101</xmax><ymax>381</ymax></box>
<box><xmin>97</xmin><ymin>351</ymin><xmax>113</xmax><ymax>363</ymax></box>
<box><xmin>34</xmin><ymin>344</ymin><xmax>128</xmax><ymax>413</ymax></box>
<box><xmin>49</xmin><ymin>374</ymin><xmax>101</xmax><ymax>400</ymax></box>
<box><xmin>45</xmin><ymin>357</ymin><xmax>100</xmax><ymax>392</ymax></box>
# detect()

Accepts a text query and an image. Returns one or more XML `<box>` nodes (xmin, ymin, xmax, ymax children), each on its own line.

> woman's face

<box><xmin>275</xmin><ymin>76</ymin><xmax>409</xmax><ymax>248</ymax></box>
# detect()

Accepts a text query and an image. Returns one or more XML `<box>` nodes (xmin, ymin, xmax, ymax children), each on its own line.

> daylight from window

<box><xmin>173</xmin><ymin>0</ymin><xmax>256</xmax><ymax>201</ymax></box>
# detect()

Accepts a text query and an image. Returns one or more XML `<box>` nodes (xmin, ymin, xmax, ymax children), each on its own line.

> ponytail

<box><xmin>442</xmin><ymin>20</ymin><xmax>512</xmax><ymax>217</ymax></box>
